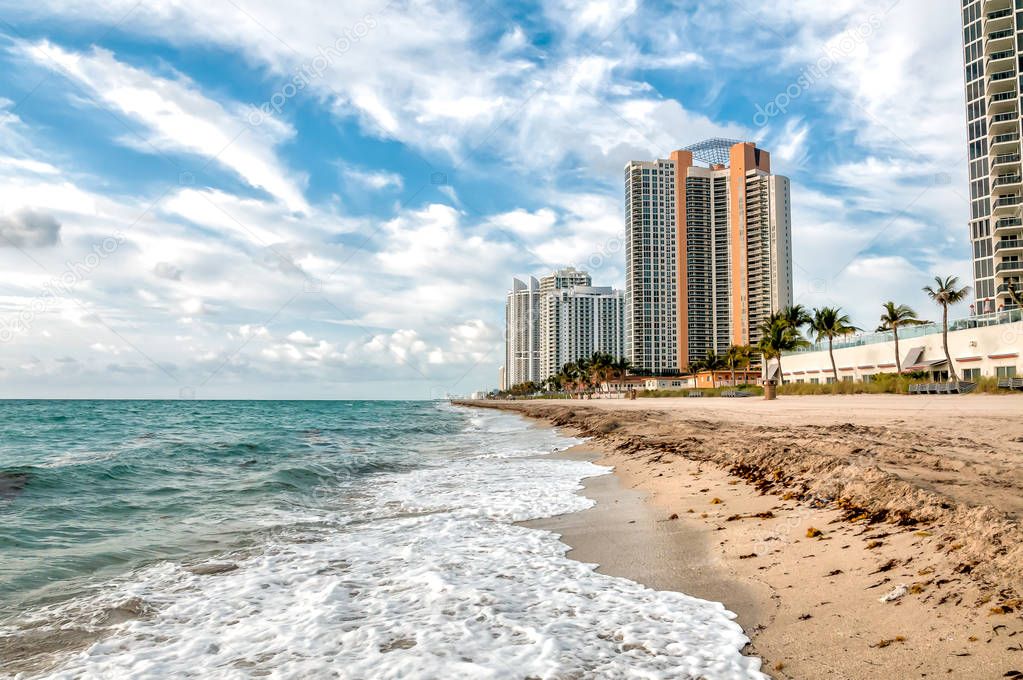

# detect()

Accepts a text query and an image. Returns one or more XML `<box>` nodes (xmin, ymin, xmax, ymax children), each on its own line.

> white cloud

<box><xmin>20</xmin><ymin>41</ymin><xmax>309</xmax><ymax>212</ymax></box>
<box><xmin>340</xmin><ymin>164</ymin><xmax>403</xmax><ymax>191</ymax></box>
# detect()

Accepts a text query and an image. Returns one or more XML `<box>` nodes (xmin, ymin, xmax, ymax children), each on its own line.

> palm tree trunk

<box><xmin>942</xmin><ymin>304</ymin><xmax>958</xmax><ymax>382</ymax></box>
<box><xmin>828</xmin><ymin>336</ymin><xmax>838</xmax><ymax>382</ymax></box>
<box><xmin>893</xmin><ymin>325</ymin><xmax>901</xmax><ymax>373</ymax></box>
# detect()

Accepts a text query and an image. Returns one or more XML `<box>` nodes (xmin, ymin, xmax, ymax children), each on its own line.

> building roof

<box><xmin>682</xmin><ymin>138</ymin><xmax>745</xmax><ymax>166</ymax></box>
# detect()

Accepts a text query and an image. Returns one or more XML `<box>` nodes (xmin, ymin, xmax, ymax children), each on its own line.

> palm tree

<box><xmin>700</xmin><ymin>350</ymin><xmax>727</xmax><ymax>388</ymax></box>
<box><xmin>726</xmin><ymin>344</ymin><xmax>753</xmax><ymax>387</ymax></box>
<box><xmin>923</xmin><ymin>276</ymin><xmax>971</xmax><ymax>382</ymax></box>
<box><xmin>611</xmin><ymin>356</ymin><xmax>631</xmax><ymax>395</ymax></box>
<box><xmin>810</xmin><ymin>307</ymin><xmax>859</xmax><ymax>382</ymax></box>
<box><xmin>878</xmin><ymin>302</ymin><xmax>929</xmax><ymax>373</ymax></box>
<box><xmin>757</xmin><ymin>317</ymin><xmax>810</xmax><ymax>384</ymax></box>
<box><xmin>780</xmin><ymin>304</ymin><xmax>812</xmax><ymax>333</ymax></box>
<box><xmin>560</xmin><ymin>361</ymin><xmax>580</xmax><ymax>398</ymax></box>
<box><xmin>587</xmin><ymin>352</ymin><xmax>615</xmax><ymax>395</ymax></box>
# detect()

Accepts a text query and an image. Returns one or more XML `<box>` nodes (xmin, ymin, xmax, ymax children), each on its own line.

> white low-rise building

<box><xmin>776</xmin><ymin>311</ymin><xmax>1022</xmax><ymax>383</ymax></box>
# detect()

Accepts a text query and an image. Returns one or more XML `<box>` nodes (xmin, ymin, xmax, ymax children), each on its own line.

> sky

<box><xmin>0</xmin><ymin>0</ymin><xmax>971</xmax><ymax>399</ymax></box>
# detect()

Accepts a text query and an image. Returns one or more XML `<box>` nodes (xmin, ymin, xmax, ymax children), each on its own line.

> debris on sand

<box><xmin>880</xmin><ymin>584</ymin><xmax>908</xmax><ymax>603</ymax></box>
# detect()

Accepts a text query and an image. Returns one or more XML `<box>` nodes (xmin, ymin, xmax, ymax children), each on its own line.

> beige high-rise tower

<box><xmin>624</xmin><ymin>139</ymin><xmax>793</xmax><ymax>373</ymax></box>
<box><xmin>961</xmin><ymin>0</ymin><xmax>1022</xmax><ymax>312</ymax></box>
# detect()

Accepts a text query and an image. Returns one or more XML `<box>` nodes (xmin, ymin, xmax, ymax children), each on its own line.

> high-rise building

<box><xmin>961</xmin><ymin>1</ymin><xmax>1022</xmax><ymax>312</ymax></box>
<box><xmin>503</xmin><ymin>269</ymin><xmax>625</xmax><ymax>389</ymax></box>
<box><xmin>538</xmin><ymin>285</ymin><xmax>625</xmax><ymax>381</ymax></box>
<box><xmin>539</xmin><ymin>267</ymin><xmax>591</xmax><ymax>293</ymax></box>
<box><xmin>504</xmin><ymin>276</ymin><xmax>539</xmax><ymax>387</ymax></box>
<box><xmin>625</xmin><ymin>139</ymin><xmax>793</xmax><ymax>373</ymax></box>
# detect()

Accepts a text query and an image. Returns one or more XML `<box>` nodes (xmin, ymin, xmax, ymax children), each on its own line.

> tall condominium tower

<box><xmin>625</xmin><ymin>139</ymin><xmax>793</xmax><ymax>373</ymax></box>
<box><xmin>961</xmin><ymin>1</ymin><xmax>1022</xmax><ymax>311</ymax></box>
<box><xmin>538</xmin><ymin>285</ymin><xmax>626</xmax><ymax>381</ymax></box>
<box><xmin>504</xmin><ymin>276</ymin><xmax>539</xmax><ymax>387</ymax></box>
<box><xmin>504</xmin><ymin>269</ymin><xmax>625</xmax><ymax>389</ymax></box>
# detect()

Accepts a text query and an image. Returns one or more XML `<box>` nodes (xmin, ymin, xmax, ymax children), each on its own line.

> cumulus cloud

<box><xmin>0</xmin><ymin>209</ymin><xmax>61</xmax><ymax>247</ymax></box>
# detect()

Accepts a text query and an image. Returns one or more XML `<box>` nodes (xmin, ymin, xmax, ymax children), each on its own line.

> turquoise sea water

<box><xmin>0</xmin><ymin>400</ymin><xmax>765</xmax><ymax>679</ymax></box>
<box><xmin>0</xmin><ymin>401</ymin><xmax>458</xmax><ymax>617</ymax></box>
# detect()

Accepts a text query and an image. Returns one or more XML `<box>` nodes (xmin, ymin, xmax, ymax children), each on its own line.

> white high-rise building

<box><xmin>961</xmin><ymin>0</ymin><xmax>1022</xmax><ymax>311</ymax></box>
<box><xmin>504</xmin><ymin>276</ymin><xmax>539</xmax><ymax>388</ymax></box>
<box><xmin>503</xmin><ymin>269</ymin><xmax>625</xmax><ymax>389</ymax></box>
<box><xmin>539</xmin><ymin>266</ymin><xmax>591</xmax><ymax>293</ymax></box>
<box><xmin>625</xmin><ymin>139</ymin><xmax>793</xmax><ymax>373</ymax></box>
<box><xmin>538</xmin><ymin>285</ymin><xmax>625</xmax><ymax>381</ymax></box>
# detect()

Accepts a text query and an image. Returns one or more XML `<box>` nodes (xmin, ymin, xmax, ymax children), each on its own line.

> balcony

<box><xmin>989</xmin><ymin>70</ymin><xmax>1018</xmax><ymax>98</ymax></box>
<box><xmin>990</xmin><ymin>132</ymin><xmax>1021</xmax><ymax>155</ymax></box>
<box><xmin>993</xmin><ymin>194</ymin><xmax>1023</xmax><ymax>215</ymax></box>
<box><xmin>995</xmin><ymin>217</ymin><xmax>1023</xmax><ymax>234</ymax></box>
<box><xmin>992</xmin><ymin>173</ymin><xmax>1023</xmax><ymax>196</ymax></box>
<box><xmin>986</xmin><ymin>28</ymin><xmax>1015</xmax><ymax>53</ymax></box>
<box><xmin>985</xmin><ymin>0</ymin><xmax>1012</xmax><ymax>11</ymax></box>
<box><xmin>988</xmin><ymin>49</ymin><xmax>1016</xmax><ymax>73</ymax></box>
<box><xmin>990</xmin><ymin>90</ymin><xmax>1018</xmax><ymax>114</ymax></box>
<box><xmin>991</xmin><ymin>152</ymin><xmax>1022</xmax><ymax>171</ymax></box>
<box><xmin>996</xmin><ymin>260</ymin><xmax>1023</xmax><ymax>274</ymax></box>
<box><xmin>987</xmin><ymin>8</ymin><xmax>1014</xmax><ymax>30</ymax></box>
<box><xmin>995</xmin><ymin>239</ymin><xmax>1023</xmax><ymax>254</ymax></box>
<box><xmin>989</xmin><ymin>110</ymin><xmax>1020</xmax><ymax>132</ymax></box>
<box><xmin>997</xmin><ymin>282</ymin><xmax>1022</xmax><ymax>295</ymax></box>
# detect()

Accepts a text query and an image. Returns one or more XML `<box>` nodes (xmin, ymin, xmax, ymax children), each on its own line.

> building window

<box><xmin>996</xmin><ymin>365</ymin><xmax>1018</xmax><ymax>378</ymax></box>
<box><xmin>962</xmin><ymin>368</ymin><xmax>980</xmax><ymax>381</ymax></box>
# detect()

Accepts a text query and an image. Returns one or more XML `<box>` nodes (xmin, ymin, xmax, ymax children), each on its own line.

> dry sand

<box><xmin>460</xmin><ymin>394</ymin><xmax>1023</xmax><ymax>679</ymax></box>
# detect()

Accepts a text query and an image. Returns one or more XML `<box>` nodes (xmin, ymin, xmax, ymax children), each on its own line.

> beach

<box><xmin>0</xmin><ymin>401</ymin><xmax>769</xmax><ymax>679</ymax></box>
<box><xmin>461</xmin><ymin>394</ymin><xmax>1023</xmax><ymax>679</ymax></box>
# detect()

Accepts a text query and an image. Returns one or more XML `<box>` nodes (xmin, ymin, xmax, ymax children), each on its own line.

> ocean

<box><xmin>0</xmin><ymin>400</ymin><xmax>764</xmax><ymax>679</ymax></box>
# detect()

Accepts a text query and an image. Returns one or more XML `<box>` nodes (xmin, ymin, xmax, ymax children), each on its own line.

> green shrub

<box><xmin>639</xmin><ymin>385</ymin><xmax>764</xmax><ymax>398</ymax></box>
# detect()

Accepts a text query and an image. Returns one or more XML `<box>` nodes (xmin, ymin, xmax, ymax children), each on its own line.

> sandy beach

<box><xmin>461</xmin><ymin>395</ymin><xmax>1023</xmax><ymax>679</ymax></box>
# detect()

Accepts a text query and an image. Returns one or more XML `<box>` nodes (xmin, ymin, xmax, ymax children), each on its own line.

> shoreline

<box><xmin>467</xmin><ymin>395</ymin><xmax>1023</xmax><ymax>679</ymax></box>
<box><xmin>522</xmin><ymin>444</ymin><xmax>764</xmax><ymax>629</ymax></box>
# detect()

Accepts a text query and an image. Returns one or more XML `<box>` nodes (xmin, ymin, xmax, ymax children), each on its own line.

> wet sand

<box><xmin>469</xmin><ymin>395</ymin><xmax>1023</xmax><ymax>679</ymax></box>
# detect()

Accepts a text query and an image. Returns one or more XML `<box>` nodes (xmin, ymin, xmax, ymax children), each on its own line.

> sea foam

<box><xmin>13</xmin><ymin>406</ymin><xmax>765</xmax><ymax>680</ymax></box>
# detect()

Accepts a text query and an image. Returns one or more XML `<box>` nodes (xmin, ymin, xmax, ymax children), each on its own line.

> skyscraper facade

<box><xmin>961</xmin><ymin>0</ymin><xmax>1022</xmax><ymax>311</ymax></box>
<box><xmin>538</xmin><ymin>285</ymin><xmax>625</xmax><ymax>381</ymax></box>
<box><xmin>503</xmin><ymin>269</ymin><xmax>625</xmax><ymax>388</ymax></box>
<box><xmin>625</xmin><ymin>140</ymin><xmax>793</xmax><ymax>373</ymax></box>
<box><xmin>504</xmin><ymin>276</ymin><xmax>539</xmax><ymax>388</ymax></box>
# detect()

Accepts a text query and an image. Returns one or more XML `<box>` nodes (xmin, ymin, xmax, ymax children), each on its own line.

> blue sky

<box><xmin>0</xmin><ymin>0</ymin><xmax>970</xmax><ymax>398</ymax></box>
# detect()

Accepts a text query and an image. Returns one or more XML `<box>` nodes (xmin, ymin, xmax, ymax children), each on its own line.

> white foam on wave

<box><xmin>21</xmin><ymin>408</ymin><xmax>765</xmax><ymax>680</ymax></box>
